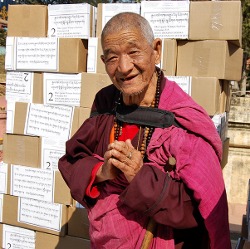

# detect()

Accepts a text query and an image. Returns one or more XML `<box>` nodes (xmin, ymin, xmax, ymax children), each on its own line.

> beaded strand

<box><xmin>114</xmin><ymin>69</ymin><xmax>162</xmax><ymax>157</ymax></box>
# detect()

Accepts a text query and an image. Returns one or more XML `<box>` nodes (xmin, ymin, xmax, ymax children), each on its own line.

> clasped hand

<box><xmin>96</xmin><ymin>139</ymin><xmax>143</xmax><ymax>183</ymax></box>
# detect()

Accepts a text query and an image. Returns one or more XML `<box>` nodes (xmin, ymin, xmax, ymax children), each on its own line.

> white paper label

<box><xmin>25</xmin><ymin>103</ymin><xmax>74</xmax><ymax>140</ymax></box>
<box><xmin>6</xmin><ymin>101</ymin><xmax>15</xmax><ymax>133</ymax></box>
<box><xmin>141</xmin><ymin>1</ymin><xmax>189</xmax><ymax>39</ymax></box>
<box><xmin>0</xmin><ymin>193</ymin><xmax>3</xmax><ymax>222</ymax></box>
<box><xmin>101</xmin><ymin>3</ymin><xmax>141</xmax><ymax>30</ymax></box>
<box><xmin>16</xmin><ymin>37</ymin><xmax>58</xmax><ymax>71</ymax></box>
<box><xmin>43</xmin><ymin>72</ymin><xmax>81</xmax><ymax>106</ymax></box>
<box><xmin>18</xmin><ymin>197</ymin><xmax>62</xmax><ymax>232</ymax></box>
<box><xmin>6</xmin><ymin>71</ymin><xmax>34</xmax><ymax>102</ymax></box>
<box><xmin>48</xmin><ymin>3</ymin><xmax>91</xmax><ymax>38</ymax></box>
<box><xmin>2</xmin><ymin>224</ymin><xmax>35</xmax><ymax>249</ymax></box>
<box><xmin>87</xmin><ymin>37</ymin><xmax>98</xmax><ymax>73</ymax></box>
<box><xmin>11</xmin><ymin>165</ymin><xmax>54</xmax><ymax>202</ymax></box>
<box><xmin>167</xmin><ymin>76</ymin><xmax>192</xmax><ymax>95</ymax></box>
<box><xmin>5</xmin><ymin>36</ymin><xmax>16</xmax><ymax>70</ymax></box>
<box><xmin>41</xmin><ymin>137</ymin><xmax>66</xmax><ymax>170</ymax></box>
<box><xmin>0</xmin><ymin>162</ymin><xmax>8</xmax><ymax>194</ymax></box>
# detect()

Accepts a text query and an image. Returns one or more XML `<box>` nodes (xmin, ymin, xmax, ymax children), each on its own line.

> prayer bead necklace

<box><xmin>114</xmin><ymin>68</ymin><xmax>162</xmax><ymax>157</ymax></box>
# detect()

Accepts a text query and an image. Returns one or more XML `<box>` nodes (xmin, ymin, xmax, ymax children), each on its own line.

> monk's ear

<box><xmin>152</xmin><ymin>38</ymin><xmax>162</xmax><ymax>65</ymax></box>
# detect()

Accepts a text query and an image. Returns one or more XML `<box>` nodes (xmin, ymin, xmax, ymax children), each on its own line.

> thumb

<box><xmin>125</xmin><ymin>139</ymin><xmax>134</xmax><ymax>149</ymax></box>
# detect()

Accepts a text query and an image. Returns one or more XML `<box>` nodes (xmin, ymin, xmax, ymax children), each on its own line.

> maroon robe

<box><xmin>58</xmin><ymin>75</ymin><xmax>230</xmax><ymax>249</ymax></box>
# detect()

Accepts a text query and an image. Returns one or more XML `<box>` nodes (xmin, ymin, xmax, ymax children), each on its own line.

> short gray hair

<box><xmin>101</xmin><ymin>12</ymin><xmax>155</xmax><ymax>45</ymax></box>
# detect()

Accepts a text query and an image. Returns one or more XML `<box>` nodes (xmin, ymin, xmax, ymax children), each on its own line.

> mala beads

<box><xmin>114</xmin><ymin>69</ymin><xmax>162</xmax><ymax>157</ymax></box>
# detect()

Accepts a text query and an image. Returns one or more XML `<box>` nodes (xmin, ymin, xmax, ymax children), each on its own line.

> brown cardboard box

<box><xmin>13</xmin><ymin>38</ymin><xmax>88</xmax><ymax>73</ymax></box>
<box><xmin>161</xmin><ymin>39</ymin><xmax>177</xmax><ymax>76</ymax></box>
<box><xmin>191</xmin><ymin>77</ymin><xmax>221</xmax><ymax>116</ymax></box>
<box><xmin>167</xmin><ymin>76</ymin><xmax>226</xmax><ymax>116</ymax></box>
<box><xmin>189</xmin><ymin>1</ymin><xmax>242</xmax><ymax>46</ymax></box>
<box><xmin>221</xmin><ymin>137</ymin><xmax>229</xmax><ymax>169</ymax></box>
<box><xmin>7</xmin><ymin>102</ymin><xmax>83</xmax><ymax>138</ymax></box>
<box><xmin>67</xmin><ymin>206</ymin><xmax>90</xmax><ymax>239</ymax></box>
<box><xmin>0</xmin><ymin>224</ymin><xmax>2</xmax><ymax>246</ymax></box>
<box><xmin>6</xmin><ymin>162</ymin><xmax>72</xmax><ymax>205</ymax></box>
<box><xmin>5</xmin><ymin>72</ymin><xmax>43</xmax><ymax>104</ymax></box>
<box><xmin>58</xmin><ymin>38</ymin><xmax>88</xmax><ymax>73</ymax></box>
<box><xmin>36</xmin><ymin>232</ymin><xmax>91</xmax><ymax>249</ymax></box>
<box><xmin>219</xmin><ymin>80</ymin><xmax>232</xmax><ymax>114</ymax></box>
<box><xmin>54</xmin><ymin>170</ymin><xmax>73</xmax><ymax>205</ymax></box>
<box><xmin>80</xmin><ymin>73</ymin><xmax>112</xmax><ymax>108</ymax></box>
<box><xmin>71</xmin><ymin>107</ymin><xmax>91</xmax><ymax>136</ymax></box>
<box><xmin>176</xmin><ymin>40</ymin><xmax>243</xmax><ymax>81</ymax></box>
<box><xmin>7</xmin><ymin>5</ymin><xmax>48</xmax><ymax>37</ymax></box>
<box><xmin>2</xmin><ymin>194</ymin><xmax>68</xmax><ymax>236</ymax></box>
<box><xmin>33</xmin><ymin>73</ymin><xmax>44</xmax><ymax>103</ymax></box>
<box><xmin>3</xmin><ymin>133</ymin><xmax>41</xmax><ymax>167</ymax></box>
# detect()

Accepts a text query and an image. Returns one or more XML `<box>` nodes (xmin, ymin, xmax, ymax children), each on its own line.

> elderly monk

<box><xmin>58</xmin><ymin>12</ymin><xmax>231</xmax><ymax>249</ymax></box>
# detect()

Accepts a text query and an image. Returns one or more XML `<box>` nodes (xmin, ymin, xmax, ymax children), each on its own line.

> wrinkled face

<box><xmin>101</xmin><ymin>28</ymin><xmax>161</xmax><ymax>97</ymax></box>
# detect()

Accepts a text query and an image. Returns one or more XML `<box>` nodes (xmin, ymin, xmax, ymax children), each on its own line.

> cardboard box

<box><xmin>161</xmin><ymin>39</ymin><xmax>177</xmax><ymax>76</ymax></box>
<box><xmin>80</xmin><ymin>73</ymin><xmax>112</xmax><ymax>108</ymax></box>
<box><xmin>0</xmin><ymin>224</ymin><xmax>2</xmax><ymax>246</ymax></box>
<box><xmin>71</xmin><ymin>107</ymin><xmax>91</xmax><ymax>136</ymax></box>
<box><xmin>67</xmin><ymin>206</ymin><xmax>90</xmax><ymax>239</ymax></box>
<box><xmin>7</xmin><ymin>102</ymin><xmax>82</xmax><ymax>139</ymax></box>
<box><xmin>167</xmin><ymin>76</ymin><xmax>226</xmax><ymax>116</ymax></box>
<box><xmin>7</xmin><ymin>5</ymin><xmax>48</xmax><ymax>37</ymax></box>
<box><xmin>0</xmin><ymin>224</ymin><xmax>36</xmax><ymax>248</ymax></box>
<box><xmin>58</xmin><ymin>38</ymin><xmax>88</xmax><ymax>73</ymax></box>
<box><xmin>87</xmin><ymin>37</ymin><xmax>106</xmax><ymax>74</ymax></box>
<box><xmin>6</xmin><ymin>72</ymin><xmax>43</xmax><ymax>104</ymax></box>
<box><xmin>189</xmin><ymin>1</ymin><xmax>242</xmax><ymax>46</ymax></box>
<box><xmin>176</xmin><ymin>40</ymin><xmax>243</xmax><ymax>81</ymax></box>
<box><xmin>36</xmin><ymin>232</ymin><xmax>91</xmax><ymax>249</ymax></box>
<box><xmin>54</xmin><ymin>170</ymin><xmax>73</xmax><ymax>205</ymax></box>
<box><xmin>221</xmin><ymin>137</ymin><xmax>229</xmax><ymax>169</ymax></box>
<box><xmin>3</xmin><ymin>133</ymin><xmax>41</xmax><ymax>167</ymax></box>
<box><xmin>191</xmin><ymin>77</ymin><xmax>221</xmax><ymax>116</ymax></box>
<box><xmin>6</xmin><ymin>164</ymin><xmax>72</xmax><ymax>205</ymax></box>
<box><xmin>7</xmin><ymin>37</ymin><xmax>88</xmax><ymax>73</ymax></box>
<box><xmin>219</xmin><ymin>80</ymin><xmax>232</xmax><ymax>113</ymax></box>
<box><xmin>2</xmin><ymin>194</ymin><xmax>68</xmax><ymax>236</ymax></box>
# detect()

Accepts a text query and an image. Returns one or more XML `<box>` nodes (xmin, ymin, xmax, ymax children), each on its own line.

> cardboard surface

<box><xmin>161</xmin><ymin>39</ymin><xmax>177</xmax><ymax>76</ymax></box>
<box><xmin>35</xmin><ymin>232</ymin><xmax>91</xmax><ymax>249</ymax></box>
<box><xmin>2</xmin><ymin>194</ymin><xmax>68</xmax><ymax>236</ymax></box>
<box><xmin>221</xmin><ymin>137</ymin><xmax>230</xmax><ymax>169</ymax></box>
<box><xmin>189</xmin><ymin>1</ymin><xmax>242</xmax><ymax>46</ymax></box>
<box><xmin>54</xmin><ymin>170</ymin><xmax>73</xmax><ymax>206</ymax></box>
<box><xmin>67</xmin><ymin>206</ymin><xmax>90</xmax><ymax>239</ymax></box>
<box><xmin>58</xmin><ymin>38</ymin><xmax>88</xmax><ymax>73</ymax></box>
<box><xmin>191</xmin><ymin>77</ymin><xmax>221</xmax><ymax>116</ymax></box>
<box><xmin>33</xmin><ymin>73</ymin><xmax>44</xmax><ymax>103</ymax></box>
<box><xmin>7</xmin><ymin>5</ymin><xmax>48</xmax><ymax>37</ymax></box>
<box><xmin>176</xmin><ymin>40</ymin><xmax>243</xmax><ymax>81</ymax></box>
<box><xmin>80</xmin><ymin>73</ymin><xmax>112</xmax><ymax>108</ymax></box>
<box><xmin>3</xmin><ymin>133</ymin><xmax>41</xmax><ymax>167</ymax></box>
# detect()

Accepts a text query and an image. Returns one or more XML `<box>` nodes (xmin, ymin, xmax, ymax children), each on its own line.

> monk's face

<box><xmin>101</xmin><ymin>28</ymin><xmax>161</xmax><ymax>98</ymax></box>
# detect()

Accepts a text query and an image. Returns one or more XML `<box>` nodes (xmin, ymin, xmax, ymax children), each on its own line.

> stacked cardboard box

<box><xmin>0</xmin><ymin>1</ymin><xmax>244</xmax><ymax>248</ymax></box>
<box><xmin>0</xmin><ymin>3</ymin><xmax>112</xmax><ymax>249</ymax></box>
